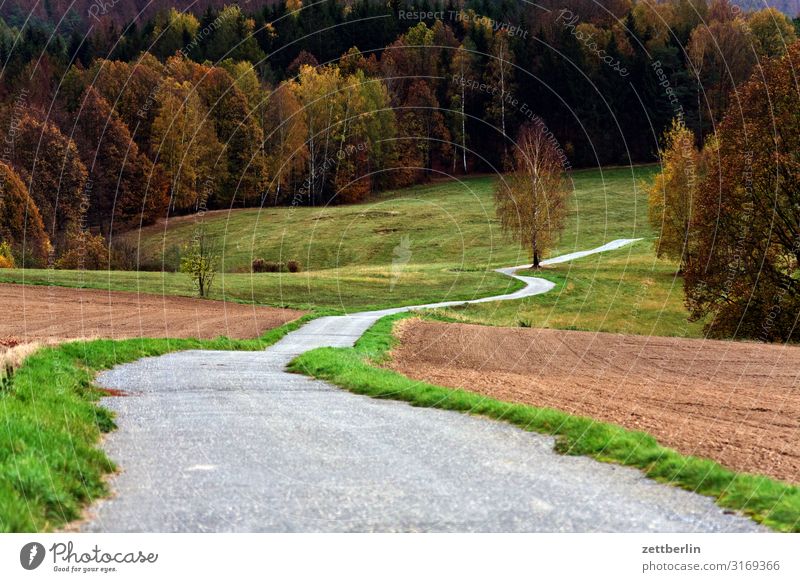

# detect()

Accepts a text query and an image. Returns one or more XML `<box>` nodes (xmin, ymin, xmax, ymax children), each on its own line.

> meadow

<box><xmin>0</xmin><ymin>165</ymin><xmax>698</xmax><ymax>335</ymax></box>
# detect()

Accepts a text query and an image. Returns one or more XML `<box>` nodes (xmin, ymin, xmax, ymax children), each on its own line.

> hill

<box><xmin>0</xmin><ymin>166</ymin><xmax>702</xmax><ymax>337</ymax></box>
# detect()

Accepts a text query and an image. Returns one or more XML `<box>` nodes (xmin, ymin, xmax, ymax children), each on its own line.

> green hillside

<box><xmin>0</xmin><ymin>165</ymin><xmax>700</xmax><ymax>335</ymax></box>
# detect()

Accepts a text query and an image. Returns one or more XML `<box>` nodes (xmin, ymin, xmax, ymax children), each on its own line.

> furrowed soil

<box><xmin>0</xmin><ymin>283</ymin><xmax>305</xmax><ymax>343</ymax></box>
<box><xmin>389</xmin><ymin>319</ymin><xmax>800</xmax><ymax>484</ymax></box>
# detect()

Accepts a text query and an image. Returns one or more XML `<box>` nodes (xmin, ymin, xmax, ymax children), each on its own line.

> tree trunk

<box><xmin>461</xmin><ymin>70</ymin><xmax>467</xmax><ymax>173</ymax></box>
<box><xmin>532</xmin><ymin>239</ymin><xmax>540</xmax><ymax>269</ymax></box>
<box><xmin>499</xmin><ymin>41</ymin><xmax>507</xmax><ymax>161</ymax></box>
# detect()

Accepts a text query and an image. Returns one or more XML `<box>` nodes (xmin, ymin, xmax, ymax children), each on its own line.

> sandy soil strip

<box><xmin>389</xmin><ymin>319</ymin><xmax>800</xmax><ymax>484</ymax></box>
<box><xmin>0</xmin><ymin>283</ymin><xmax>305</xmax><ymax>343</ymax></box>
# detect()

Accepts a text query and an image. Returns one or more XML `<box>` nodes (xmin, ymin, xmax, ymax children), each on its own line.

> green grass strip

<box><xmin>287</xmin><ymin>313</ymin><xmax>800</xmax><ymax>532</ymax></box>
<box><xmin>0</xmin><ymin>312</ymin><xmax>320</xmax><ymax>532</ymax></box>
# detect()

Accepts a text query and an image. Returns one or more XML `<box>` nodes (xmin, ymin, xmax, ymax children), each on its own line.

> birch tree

<box><xmin>495</xmin><ymin>121</ymin><xmax>569</xmax><ymax>269</ymax></box>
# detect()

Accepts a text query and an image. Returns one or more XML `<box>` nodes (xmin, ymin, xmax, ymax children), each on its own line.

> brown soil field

<box><xmin>389</xmin><ymin>319</ymin><xmax>800</xmax><ymax>484</ymax></box>
<box><xmin>0</xmin><ymin>283</ymin><xmax>305</xmax><ymax>343</ymax></box>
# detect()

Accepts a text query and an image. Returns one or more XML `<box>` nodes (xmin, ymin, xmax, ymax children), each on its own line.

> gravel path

<box><xmin>82</xmin><ymin>240</ymin><xmax>765</xmax><ymax>532</ymax></box>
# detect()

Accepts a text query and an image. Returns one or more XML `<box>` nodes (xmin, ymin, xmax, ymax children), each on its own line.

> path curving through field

<box><xmin>81</xmin><ymin>239</ymin><xmax>765</xmax><ymax>532</ymax></box>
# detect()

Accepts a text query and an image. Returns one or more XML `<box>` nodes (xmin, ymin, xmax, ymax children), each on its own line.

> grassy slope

<box><xmin>0</xmin><ymin>177</ymin><xmax>523</xmax><ymax>312</ymax></box>
<box><xmin>132</xmin><ymin>177</ymin><xmax>521</xmax><ymax>272</ymax></box>
<box><xmin>433</xmin><ymin>240</ymin><xmax>703</xmax><ymax>337</ymax></box>
<box><xmin>0</xmin><ymin>267</ymin><xmax>521</xmax><ymax>313</ymax></box>
<box><xmin>425</xmin><ymin>165</ymin><xmax>704</xmax><ymax>337</ymax></box>
<box><xmin>288</xmin><ymin>314</ymin><xmax>800</xmax><ymax>532</ymax></box>
<box><xmin>0</xmin><ymin>167</ymin><xmax>693</xmax><ymax>331</ymax></box>
<box><xmin>0</xmin><ymin>314</ymin><xmax>315</xmax><ymax>532</ymax></box>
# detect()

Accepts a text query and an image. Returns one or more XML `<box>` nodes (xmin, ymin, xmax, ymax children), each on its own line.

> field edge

<box><xmin>287</xmin><ymin>313</ymin><xmax>800</xmax><ymax>533</ymax></box>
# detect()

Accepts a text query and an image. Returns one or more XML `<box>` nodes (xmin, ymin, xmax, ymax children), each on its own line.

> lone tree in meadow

<box><xmin>181</xmin><ymin>225</ymin><xmax>219</xmax><ymax>298</ymax></box>
<box><xmin>495</xmin><ymin>121</ymin><xmax>569</xmax><ymax>269</ymax></box>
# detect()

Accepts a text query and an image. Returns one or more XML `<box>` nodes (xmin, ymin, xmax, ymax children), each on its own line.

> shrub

<box><xmin>138</xmin><ymin>259</ymin><xmax>165</xmax><ymax>272</ymax></box>
<box><xmin>0</xmin><ymin>241</ymin><xmax>15</xmax><ymax>269</ymax></box>
<box><xmin>138</xmin><ymin>245</ymin><xmax>182</xmax><ymax>272</ymax></box>
<box><xmin>252</xmin><ymin>258</ymin><xmax>283</xmax><ymax>273</ymax></box>
<box><xmin>163</xmin><ymin>245</ymin><xmax>182</xmax><ymax>272</ymax></box>
<box><xmin>180</xmin><ymin>226</ymin><xmax>218</xmax><ymax>297</ymax></box>
<box><xmin>251</xmin><ymin>258</ymin><xmax>266</xmax><ymax>272</ymax></box>
<box><xmin>251</xmin><ymin>259</ymin><xmax>301</xmax><ymax>273</ymax></box>
<box><xmin>55</xmin><ymin>232</ymin><xmax>108</xmax><ymax>270</ymax></box>
<box><xmin>110</xmin><ymin>239</ymin><xmax>138</xmax><ymax>271</ymax></box>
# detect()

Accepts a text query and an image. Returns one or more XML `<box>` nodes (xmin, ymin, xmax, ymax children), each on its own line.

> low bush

<box><xmin>252</xmin><ymin>258</ymin><xmax>282</xmax><ymax>273</ymax></box>
<box><xmin>137</xmin><ymin>245</ymin><xmax>182</xmax><ymax>272</ymax></box>
<box><xmin>252</xmin><ymin>258</ymin><xmax>302</xmax><ymax>273</ymax></box>
<box><xmin>55</xmin><ymin>232</ymin><xmax>108</xmax><ymax>270</ymax></box>
<box><xmin>0</xmin><ymin>241</ymin><xmax>14</xmax><ymax>269</ymax></box>
<box><xmin>110</xmin><ymin>240</ymin><xmax>138</xmax><ymax>271</ymax></box>
<box><xmin>163</xmin><ymin>245</ymin><xmax>182</xmax><ymax>272</ymax></box>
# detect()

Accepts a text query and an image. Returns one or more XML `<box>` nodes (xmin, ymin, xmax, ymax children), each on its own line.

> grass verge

<box><xmin>0</xmin><ymin>312</ymin><xmax>318</xmax><ymax>532</ymax></box>
<box><xmin>287</xmin><ymin>313</ymin><xmax>800</xmax><ymax>532</ymax></box>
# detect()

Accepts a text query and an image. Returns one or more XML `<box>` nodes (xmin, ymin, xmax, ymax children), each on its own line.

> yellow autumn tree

<box><xmin>647</xmin><ymin>119</ymin><xmax>706</xmax><ymax>271</ymax></box>
<box><xmin>150</xmin><ymin>81</ymin><xmax>226</xmax><ymax>211</ymax></box>
<box><xmin>263</xmin><ymin>81</ymin><xmax>308</xmax><ymax>203</ymax></box>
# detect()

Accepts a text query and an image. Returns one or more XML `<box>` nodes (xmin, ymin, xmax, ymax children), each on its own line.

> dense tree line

<box><xmin>683</xmin><ymin>40</ymin><xmax>800</xmax><ymax>343</ymax></box>
<box><xmin>649</xmin><ymin>22</ymin><xmax>800</xmax><ymax>342</ymax></box>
